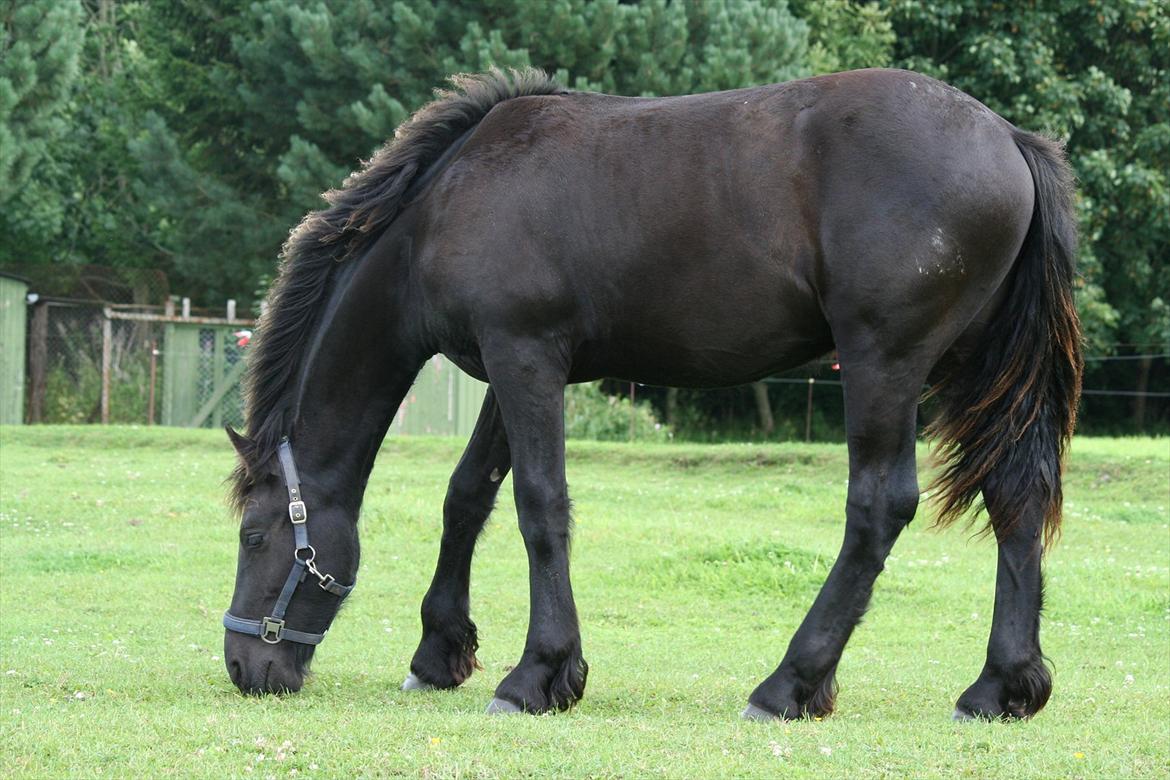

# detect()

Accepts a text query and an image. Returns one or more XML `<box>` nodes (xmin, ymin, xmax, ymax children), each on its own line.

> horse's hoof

<box><xmin>485</xmin><ymin>697</ymin><xmax>522</xmax><ymax>715</ymax></box>
<box><xmin>401</xmin><ymin>673</ymin><xmax>434</xmax><ymax>692</ymax></box>
<box><xmin>741</xmin><ymin>703</ymin><xmax>779</xmax><ymax>722</ymax></box>
<box><xmin>952</xmin><ymin>705</ymin><xmax>997</xmax><ymax>721</ymax></box>
<box><xmin>952</xmin><ymin>705</ymin><xmax>1001</xmax><ymax>721</ymax></box>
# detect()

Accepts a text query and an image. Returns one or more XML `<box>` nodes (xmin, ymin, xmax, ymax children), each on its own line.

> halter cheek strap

<box><xmin>223</xmin><ymin>437</ymin><xmax>355</xmax><ymax>645</ymax></box>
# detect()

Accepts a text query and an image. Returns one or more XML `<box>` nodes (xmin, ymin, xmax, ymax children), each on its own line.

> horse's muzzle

<box><xmin>224</xmin><ymin>631</ymin><xmax>305</xmax><ymax>695</ymax></box>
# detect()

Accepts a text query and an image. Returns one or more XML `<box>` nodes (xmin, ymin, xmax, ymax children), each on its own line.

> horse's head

<box><xmin>223</xmin><ymin>429</ymin><xmax>359</xmax><ymax>694</ymax></box>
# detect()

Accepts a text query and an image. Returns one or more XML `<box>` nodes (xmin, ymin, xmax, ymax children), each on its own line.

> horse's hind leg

<box><xmin>746</xmin><ymin>356</ymin><xmax>927</xmax><ymax>720</ymax></box>
<box><xmin>404</xmin><ymin>388</ymin><xmax>511</xmax><ymax>690</ymax></box>
<box><xmin>480</xmin><ymin>337</ymin><xmax>586</xmax><ymax>714</ymax></box>
<box><xmin>953</xmin><ymin>468</ymin><xmax>1051</xmax><ymax>719</ymax></box>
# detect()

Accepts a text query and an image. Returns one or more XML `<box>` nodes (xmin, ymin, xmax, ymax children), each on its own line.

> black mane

<box><xmin>229</xmin><ymin>67</ymin><xmax>566</xmax><ymax>512</ymax></box>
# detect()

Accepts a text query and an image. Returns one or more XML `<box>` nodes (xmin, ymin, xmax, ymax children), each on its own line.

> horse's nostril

<box><xmin>228</xmin><ymin>658</ymin><xmax>243</xmax><ymax>687</ymax></box>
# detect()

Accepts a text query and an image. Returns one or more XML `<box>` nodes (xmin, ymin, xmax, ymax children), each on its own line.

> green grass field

<box><xmin>1</xmin><ymin>427</ymin><xmax>1167</xmax><ymax>778</ymax></box>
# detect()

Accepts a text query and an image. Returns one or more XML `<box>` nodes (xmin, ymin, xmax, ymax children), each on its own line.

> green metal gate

<box><xmin>161</xmin><ymin>323</ymin><xmax>247</xmax><ymax>428</ymax></box>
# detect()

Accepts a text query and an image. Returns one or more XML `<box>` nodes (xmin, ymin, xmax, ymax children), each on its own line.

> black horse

<box><xmin>223</xmin><ymin>68</ymin><xmax>1081</xmax><ymax>721</ymax></box>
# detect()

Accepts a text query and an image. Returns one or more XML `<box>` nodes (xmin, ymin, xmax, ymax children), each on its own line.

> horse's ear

<box><xmin>225</xmin><ymin>426</ymin><xmax>253</xmax><ymax>459</ymax></box>
<box><xmin>225</xmin><ymin>426</ymin><xmax>278</xmax><ymax>480</ymax></box>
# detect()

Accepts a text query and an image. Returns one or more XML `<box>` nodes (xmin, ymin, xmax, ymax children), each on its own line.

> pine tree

<box><xmin>0</xmin><ymin>0</ymin><xmax>84</xmax><ymax>261</ymax></box>
<box><xmin>126</xmin><ymin>0</ymin><xmax>818</xmax><ymax>303</ymax></box>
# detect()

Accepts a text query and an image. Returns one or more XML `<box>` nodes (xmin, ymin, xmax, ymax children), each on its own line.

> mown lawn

<box><xmin>0</xmin><ymin>426</ymin><xmax>1167</xmax><ymax>778</ymax></box>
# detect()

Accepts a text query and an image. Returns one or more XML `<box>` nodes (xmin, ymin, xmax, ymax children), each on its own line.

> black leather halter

<box><xmin>223</xmin><ymin>438</ymin><xmax>355</xmax><ymax>645</ymax></box>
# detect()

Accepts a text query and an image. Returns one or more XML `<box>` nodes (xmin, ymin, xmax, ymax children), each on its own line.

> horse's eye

<box><xmin>245</xmin><ymin>533</ymin><xmax>265</xmax><ymax>548</ymax></box>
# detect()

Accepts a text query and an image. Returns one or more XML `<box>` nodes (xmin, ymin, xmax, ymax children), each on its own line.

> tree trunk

<box><xmin>752</xmin><ymin>381</ymin><xmax>774</xmax><ymax>436</ymax></box>
<box><xmin>665</xmin><ymin>386</ymin><xmax>679</xmax><ymax>427</ymax></box>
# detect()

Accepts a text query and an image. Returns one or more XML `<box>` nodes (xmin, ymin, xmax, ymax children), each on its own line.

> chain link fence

<box><xmin>28</xmin><ymin>301</ymin><xmax>159</xmax><ymax>424</ymax></box>
<box><xmin>26</xmin><ymin>302</ymin><xmax>251</xmax><ymax>427</ymax></box>
<box><xmin>8</xmin><ymin>265</ymin><xmax>253</xmax><ymax>427</ymax></box>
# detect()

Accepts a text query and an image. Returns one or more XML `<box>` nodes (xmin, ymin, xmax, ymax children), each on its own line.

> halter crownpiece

<box><xmin>223</xmin><ymin>437</ymin><xmax>355</xmax><ymax>645</ymax></box>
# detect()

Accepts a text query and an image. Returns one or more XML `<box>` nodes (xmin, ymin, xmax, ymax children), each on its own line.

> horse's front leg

<box><xmin>481</xmin><ymin>338</ymin><xmax>586</xmax><ymax>714</ymax></box>
<box><xmin>404</xmin><ymin>388</ymin><xmax>511</xmax><ymax>690</ymax></box>
<box><xmin>746</xmin><ymin>359</ymin><xmax>924</xmax><ymax>720</ymax></box>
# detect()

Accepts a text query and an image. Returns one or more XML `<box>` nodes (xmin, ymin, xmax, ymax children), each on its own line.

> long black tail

<box><xmin>927</xmin><ymin>130</ymin><xmax>1083</xmax><ymax>548</ymax></box>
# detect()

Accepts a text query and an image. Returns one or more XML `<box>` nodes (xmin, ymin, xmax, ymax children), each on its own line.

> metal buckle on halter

<box><xmin>288</xmin><ymin>500</ymin><xmax>307</xmax><ymax>524</ymax></box>
<box><xmin>318</xmin><ymin>573</ymin><xmax>336</xmax><ymax>592</ymax></box>
<box><xmin>260</xmin><ymin>616</ymin><xmax>285</xmax><ymax>644</ymax></box>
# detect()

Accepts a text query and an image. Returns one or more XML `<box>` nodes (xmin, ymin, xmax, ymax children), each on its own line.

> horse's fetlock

<box><xmin>528</xmin><ymin>633</ymin><xmax>582</xmax><ymax>666</ymax></box>
<box><xmin>985</xmin><ymin>638</ymin><xmax>1044</xmax><ymax>678</ymax></box>
<box><xmin>957</xmin><ymin>654</ymin><xmax>1052</xmax><ymax>719</ymax></box>
<box><xmin>992</xmin><ymin>653</ymin><xmax>1043</xmax><ymax>679</ymax></box>
<box><xmin>420</xmin><ymin>592</ymin><xmax>469</xmax><ymax>629</ymax></box>
<box><xmin>496</xmin><ymin>642</ymin><xmax>587</xmax><ymax>713</ymax></box>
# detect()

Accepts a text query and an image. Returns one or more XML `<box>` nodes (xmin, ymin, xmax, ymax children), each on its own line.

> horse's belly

<box><xmin>571</xmin><ymin>276</ymin><xmax>833</xmax><ymax>387</ymax></box>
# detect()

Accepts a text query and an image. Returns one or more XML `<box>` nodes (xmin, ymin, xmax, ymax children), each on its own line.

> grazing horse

<box><xmin>223</xmin><ymin>67</ymin><xmax>1081</xmax><ymax>720</ymax></box>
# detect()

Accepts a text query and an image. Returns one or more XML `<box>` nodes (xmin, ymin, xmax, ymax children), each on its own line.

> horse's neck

<box><xmin>288</xmin><ymin>251</ymin><xmax>425</xmax><ymax>497</ymax></box>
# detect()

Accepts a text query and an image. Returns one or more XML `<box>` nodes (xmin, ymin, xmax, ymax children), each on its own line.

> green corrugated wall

<box><xmin>0</xmin><ymin>275</ymin><xmax>28</xmax><ymax>424</ymax></box>
<box><xmin>161</xmin><ymin>324</ymin><xmax>203</xmax><ymax>426</ymax></box>
<box><xmin>393</xmin><ymin>355</ymin><xmax>487</xmax><ymax>437</ymax></box>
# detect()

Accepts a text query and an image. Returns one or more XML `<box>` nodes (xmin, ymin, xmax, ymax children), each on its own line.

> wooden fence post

<box><xmin>148</xmin><ymin>339</ymin><xmax>158</xmax><ymax>426</ymax></box>
<box><xmin>629</xmin><ymin>382</ymin><xmax>636</xmax><ymax>440</ymax></box>
<box><xmin>805</xmin><ymin>377</ymin><xmax>815</xmax><ymax>442</ymax></box>
<box><xmin>101</xmin><ymin>308</ymin><xmax>112</xmax><ymax>425</ymax></box>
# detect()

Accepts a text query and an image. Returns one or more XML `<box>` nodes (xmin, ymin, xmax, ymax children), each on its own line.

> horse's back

<box><xmin>415</xmin><ymin>69</ymin><xmax>1035</xmax><ymax>385</ymax></box>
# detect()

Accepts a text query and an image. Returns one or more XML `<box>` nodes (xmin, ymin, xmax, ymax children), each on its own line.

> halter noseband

<box><xmin>223</xmin><ymin>438</ymin><xmax>355</xmax><ymax>645</ymax></box>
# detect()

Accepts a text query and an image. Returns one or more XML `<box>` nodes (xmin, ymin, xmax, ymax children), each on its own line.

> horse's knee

<box><xmin>513</xmin><ymin>474</ymin><xmax>569</xmax><ymax>520</ymax></box>
<box><xmin>889</xmin><ymin>472</ymin><xmax>921</xmax><ymax>521</ymax></box>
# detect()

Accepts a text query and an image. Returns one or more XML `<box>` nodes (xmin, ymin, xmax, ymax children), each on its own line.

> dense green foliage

<box><xmin>1</xmin><ymin>428</ymin><xmax>1167</xmax><ymax>776</ymax></box>
<box><xmin>564</xmin><ymin>381</ymin><xmax>669</xmax><ymax>442</ymax></box>
<box><xmin>0</xmin><ymin>1</ymin><xmax>83</xmax><ymax>258</ymax></box>
<box><xmin>1</xmin><ymin>0</ymin><xmax>1165</xmax><ymax>430</ymax></box>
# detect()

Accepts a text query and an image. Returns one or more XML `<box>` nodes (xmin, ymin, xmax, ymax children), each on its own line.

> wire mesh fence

<box><xmin>28</xmin><ymin>301</ymin><xmax>160</xmax><ymax>424</ymax></box>
<box><xmin>26</xmin><ymin>301</ymin><xmax>251</xmax><ymax>428</ymax></box>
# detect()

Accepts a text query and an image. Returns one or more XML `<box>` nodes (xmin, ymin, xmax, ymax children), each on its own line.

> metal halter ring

<box><xmin>260</xmin><ymin>617</ymin><xmax>285</xmax><ymax>644</ymax></box>
<box><xmin>294</xmin><ymin>545</ymin><xmax>317</xmax><ymax>564</ymax></box>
